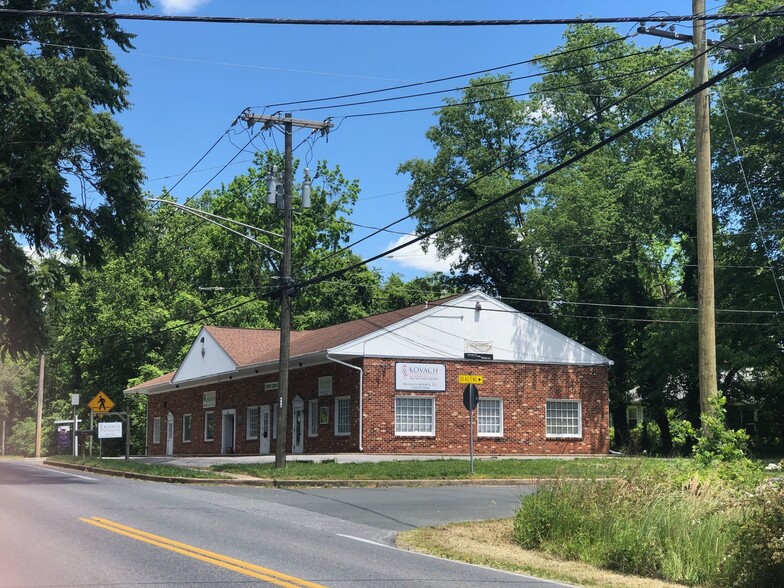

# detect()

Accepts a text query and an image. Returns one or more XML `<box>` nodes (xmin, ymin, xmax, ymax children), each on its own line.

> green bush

<box><xmin>720</xmin><ymin>481</ymin><xmax>784</xmax><ymax>587</ymax></box>
<box><xmin>693</xmin><ymin>393</ymin><xmax>750</xmax><ymax>466</ymax></box>
<box><xmin>667</xmin><ymin>408</ymin><xmax>696</xmax><ymax>453</ymax></box>
<box><xmin>7</xmin><ymin>418</ymin><xmax>36</xmax><ymax>456</ymax></box>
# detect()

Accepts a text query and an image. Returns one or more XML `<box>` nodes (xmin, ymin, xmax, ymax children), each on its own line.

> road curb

<box><xmin>42</xmin><ymin>459</ymin><xmax>550</xmax><ymax>487</ymax></box>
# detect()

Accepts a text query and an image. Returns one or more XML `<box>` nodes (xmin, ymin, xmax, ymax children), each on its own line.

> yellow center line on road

<box><xmin>80</xmin><ymin>516</ymin><xmax>328</xmax><ymax>588</ymax></box>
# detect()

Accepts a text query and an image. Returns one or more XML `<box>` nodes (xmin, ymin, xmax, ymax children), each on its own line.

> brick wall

<box><xmin>361</xmin><ymin>359</ymin><xmax>609</xmax><ymax>455</ymax></box>
<box><xmin>145</xmin><ymin>358</ymin><xmax>609</xmax><ymax>456</ymax></box>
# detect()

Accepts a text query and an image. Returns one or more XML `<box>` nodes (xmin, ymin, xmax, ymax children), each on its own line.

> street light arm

<box><xmin>146</xmin><ymin>198</ymin><xmax>284</xmax><ymax>255</ymax></box>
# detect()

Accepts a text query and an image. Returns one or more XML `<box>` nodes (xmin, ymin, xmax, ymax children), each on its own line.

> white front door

<box><xmin>259</xmin><ymin>405</ymin><xmax>271</xmax><ymax>454</ymax></box>
<box><xmin>166</xmin><ymin>412</ymin><xmax>174</xmax><ymax>456</ymax></box>
<box><xmin>292</xmin><ymin>396</ymin><xmax>304</xmax><ymax>454</ymax></box>
<box><xmin>221</xmin><ymin>409</ymin><xmax>236</xmax><ymax>454</ymax></box>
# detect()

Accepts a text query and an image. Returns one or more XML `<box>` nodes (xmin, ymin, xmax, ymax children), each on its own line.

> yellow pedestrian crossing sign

<box><xmin>88</xmin><ymin>392</ymin><xmax>114</xmax><ymax>413</ymax></box>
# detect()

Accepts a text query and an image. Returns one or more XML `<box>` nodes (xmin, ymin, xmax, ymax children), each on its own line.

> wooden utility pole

<box><xmin>693</xmin><ymin>0</ymin><xmax>718</xmax><ymax>417</ymax></box>
<box><xmin>34</xmin><ymin>352</ymin><xmax>44</xmax><ymax>457</ymax></box>
<box><xmin>240</xmin><ymin>112</ymin><xmax>332</xmax><ymax>468</ymax></box>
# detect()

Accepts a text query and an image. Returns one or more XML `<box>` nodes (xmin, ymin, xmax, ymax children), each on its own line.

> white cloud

<box><xmin>158</xmin><ymin>0</ymin><xmax>210</xmax><ymax>15</ymax></box>
<box><xmin>383</xmin><ymin>234</ymin><xmax>461</xmax><ymax>274</ymax></box>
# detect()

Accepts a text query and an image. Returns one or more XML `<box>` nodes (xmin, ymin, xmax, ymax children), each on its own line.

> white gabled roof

<box><xmin>328</xmin><ymin>291</ymin><xmax>611</xmax><ymax>365</ymax></box>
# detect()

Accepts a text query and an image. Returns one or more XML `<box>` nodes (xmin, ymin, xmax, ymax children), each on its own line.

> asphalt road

<box><xmin>0</xmin><ymin>460</ymin><xmax>571</xmax><ymax>587</ymax></box>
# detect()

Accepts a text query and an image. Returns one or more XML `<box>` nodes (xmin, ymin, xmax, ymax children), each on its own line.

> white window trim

<box><xmin>182</xmin><ymin>414</ymin><xmax>192</xmax><ymax>443</ymax></box>
<box><xmin>477</xmin><ymin>398</ymin><xmax>503</xmax><ymax>437</ymax></box>
<box><xmin>545</xmin><ymin>399</ymin><xmax>583</xmax><ymax>439</ymax></box>
<box><xmin>204</xmin><ymin>411</ymin><xmax>215</xmax><ymax>441</ymax></box>
<box><xmin>246</xmin><ymin>406</ymin><xmax>260</xmax><ymax>440</ymax></box>
<box><xmin>152</xmin><ymin>416</ymin><xmax>161</xmax><ymax>444</ymax></box>
<box><xmin>334</xmin><ymin>396</ymin><xmax>351</xmax><ymax>437</ymax></box>
<box><xmin>308</xmin><ymin>399</ymin><xmax>319</xmax><ymax>438</ymax></box>
<box><xmin>394</xmin><ymin>395</ymin><xmax>436</xmax><ymax>437</ymax></box>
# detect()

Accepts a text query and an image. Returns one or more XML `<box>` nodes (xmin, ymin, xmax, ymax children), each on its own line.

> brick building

<box><xmin>125</xmin><ymin>291</ymin><xmax>612</xmax><ymax>457</ymax></box>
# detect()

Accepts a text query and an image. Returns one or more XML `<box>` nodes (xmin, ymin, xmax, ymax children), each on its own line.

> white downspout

<box><xmin>326</xmin><ymin>354</ymin><xmax>363</xmax><ymax>452</ymax></box>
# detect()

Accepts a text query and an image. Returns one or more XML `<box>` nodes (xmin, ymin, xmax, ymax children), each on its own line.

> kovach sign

<box><xmin>395</xmin><ymin>363</ymin><xmax>446</xmax><ymax>391</ymax></box>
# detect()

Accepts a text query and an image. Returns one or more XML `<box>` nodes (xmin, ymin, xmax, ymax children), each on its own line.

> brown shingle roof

<box><xmin>126</xmin><ymin>294</ymin><xmax>462</xmax><ymax>392</ymax></box>
<box><xmin>207</xmin><ymin>294</ymin><xmax>461</xmax><ymax>367</ymax></box>
<box><xmin>125</xmin><ymin>370</ymin><xmax>176</xmax><ymax>391</ymax></box>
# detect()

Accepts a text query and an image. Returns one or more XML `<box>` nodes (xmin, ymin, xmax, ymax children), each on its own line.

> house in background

<box><xmin>125</xmin><ymin>290</ymin><xmax>612</xmax><ymax>457</ymax></box>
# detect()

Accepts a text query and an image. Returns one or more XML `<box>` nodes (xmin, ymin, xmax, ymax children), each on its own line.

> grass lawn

<box><xmin>210</xmin><ymin>456</ymin><xmax>687</xmax><ymax>480</ymax></box>
<box><xmin>45</xmin><ymin>455</ymin><xmax>229</xmax><ymax>479</ymax></box>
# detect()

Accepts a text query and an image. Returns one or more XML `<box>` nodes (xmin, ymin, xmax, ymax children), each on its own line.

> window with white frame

<box><xmin>152</xmin><ymin>417</ymin><xmax>161</xmax><ymax>444</ymax></box>
<box><xmin>308</xmin><ymin>399</ymin><xmax>319</xmax><ymax>437</ymax></box>
<box><xmin>545</xmin><ymin>399</ymin><xmax>582</xmax><ymax>438</ymax></box>
<box><xmin>182</xmin><ymin>414</ymin><xmax>192</xmax><ymax>443</ymax></box>
<box><xmin>395</xmin><ymin>396</ymin><xmax>435</xmax><ymax>436</ymax></box>
<box><xmin>478</xmin><ymin>398</ymin><xmax>503</xmax><ymax>437</ymax></box>
<box><xmin>334</xmin><ymin>396</ymin><xmax>350</xmax><ymax>436</ymax></box>
<box><xmin>627</xmin><ymin>405</ymin><xmax>644</xmax><ymax>428</ymax></box>
<box><xmin>204</xmin><ymin>411</ymin><xmax>215</xmax><ymax>441</ymax></box>
<box><xmin>246</xmin><ymin>406</ymin><xmax>260</xmax><ymax>440</ymax></box>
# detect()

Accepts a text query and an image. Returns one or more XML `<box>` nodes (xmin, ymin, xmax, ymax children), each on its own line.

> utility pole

<box><xmin>639</xmin><ymin>2</ymin><xmax>718</xmax><ymax>420</ymax></box>
<box><xmin>693</xmin><ymin>0</ymin><xmax>718</xmax><ymax>418</ymax></box>
<box><xmin>35</xmin><ymin>352</ymin><xmax>44</xmax><ymax>457</ymax></box>
<box><xmin>240</xmin><ymin>112</ymin><xmax>332</xmax><ymax>468</ymax></box>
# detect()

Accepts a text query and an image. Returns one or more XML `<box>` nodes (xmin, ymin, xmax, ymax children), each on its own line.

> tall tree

<box><xmin>0</xmin><ymin>0</ymin><xmax>149</xmax><ymax>358</ymax></box>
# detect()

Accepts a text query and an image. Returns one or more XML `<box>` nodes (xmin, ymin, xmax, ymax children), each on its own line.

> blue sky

<box><xmin>108</xmin><ymin>0</ymin><xmax>726</xmax><ymax>279</ymax></box>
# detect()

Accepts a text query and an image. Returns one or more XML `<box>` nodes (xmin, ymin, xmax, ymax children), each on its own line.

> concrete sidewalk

<box><xmin>130</xmin><ymin>453</ymin><xmax>579</xmax><ymax>469</ymax></box>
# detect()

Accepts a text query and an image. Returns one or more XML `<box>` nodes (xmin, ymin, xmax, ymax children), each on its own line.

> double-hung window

<box><xmin>477</xmin><ymin>398</ymin><xmax>503</xmax><ymax>437</ymax></box>
<box><xmin>152</xmin><ymin>417</ymin><xmax>161</xmax><ymax>444</ymax></box>
<box><xmin>395</xmin><ymin>396</ymin><xmax>435</xmax><ymax>436</ymax></box>
<box><xmin>308</xmin><ymin>399</ymin><xmax>319</xmax><ymax>437</ymax></box>
<box><xmin>246</xmin><ymin>406</ymin><xmax>260</xmax><ymax>440</ymax></box>
<box><xmin>204</xmin><ymin>411</ymin><xmax>215</xmax><ymax>441</ymax></box>
<box><xmin>545</xmin><ymin>399</ymin><xmax>582</xmax><ymax>438</ymax></box>
<box><xmin>334</xmin><ymin>396</ymin><xmax>350</xmax><ymax>436</ymax></box>
<box><xmin>182</xmin><ymin>414</ymin><xmax>192</xmax><ymax>443</ymax></box>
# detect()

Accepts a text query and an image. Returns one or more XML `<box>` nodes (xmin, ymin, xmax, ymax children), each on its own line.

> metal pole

<box><xmin>35</xmin><ymin>352</ymin><xmax>44</xmax><ymax>457</ymax></box>
<box><xmin>89</xmin><ymin>411</ymin><xmax>94</xmax><ymax>457</ymax></box>
<box><xmin>469</xmin><ymin>405</ymin><xmax>474</xmax><ymax>474</ymax></box>
<box><xmin>72</xmin><ymin>406</ymin><xmax>78</xmax><ymax>457</ymax></box>
<box><xmin>2</xmin><ymin>420</ymin><xmax>5</xmax><ymax>456</ymax></box>
<box><xmin>693</xmin><ymin>0</ymin><xmax>718</xmax><ymax>419</ymax></box>
<box><xmin>275</xmin><ymin>114</ymin><xmax>294</xmax><ymax>469</ymax></box>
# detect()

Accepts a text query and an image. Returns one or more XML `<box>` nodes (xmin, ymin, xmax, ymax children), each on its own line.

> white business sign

<box><xmin>98</xmin><ymin>421</ymin><xmax>123</xmax><ymax>439</ymax></box>
<box><xmin>395</xmin><ymin>363</ymin><xmax>446</xmax><ymax>391</ymax></box>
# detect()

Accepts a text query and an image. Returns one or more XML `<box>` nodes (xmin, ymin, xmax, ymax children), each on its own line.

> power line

<box><xmin>298</xmin><ymin>33</ymin><xmax>778</xmax><ymax>293</ymax></box>
<box><xmin>287</xmin><ymin>45</ymin><xmax>683</xmax><ymax>115</ymax></box>
<box><xmin>305</xmin><ymin>50</ymin><xmax>697</xmax><ymax>272</ymax></box>
<box><xmin>2</xmin><ymin>9</ymin><xmax>779</xmax><ymax>26</ymax></box>
<box><xmin>716</xmin><ymin>86</ymin><xmax>784</xmax><ymax>310</ymax></box>
<box><xmin>259</xmin><ymin>33</ymin><xmax>638</xmax><ymax>111</ymax></box>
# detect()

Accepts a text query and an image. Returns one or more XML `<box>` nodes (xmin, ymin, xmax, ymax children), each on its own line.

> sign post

<box><xmin>463</xmin><ymin>383</ymin><xmax>479</xmax><ymax>474</ymax></box>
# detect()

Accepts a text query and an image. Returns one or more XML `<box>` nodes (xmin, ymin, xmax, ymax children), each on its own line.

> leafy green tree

<box><xmin>0</xmin><ymin>0</ymin><xmax>149</xmax><ymax>358</ymax></box>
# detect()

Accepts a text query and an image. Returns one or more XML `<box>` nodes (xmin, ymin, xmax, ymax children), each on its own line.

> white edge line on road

<box><xmin>336</xmin><ymin>534</ymin><xmax>395</xmax><ymax>550</ymax></box>
<box><xmin>336</xmin><ymin>533</ymin><xmax>577</xmax><ymax>588</ymax></box>
<box><xmin>25</xmin><ymin>463</ymin><xmax>96</xmax><ymax>481</ymax></box>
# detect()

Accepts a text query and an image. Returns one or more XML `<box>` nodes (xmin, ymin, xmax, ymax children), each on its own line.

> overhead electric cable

<box><xmin>1</xmin><ymin>8</ymin><xmax>779</xmax><ymax>26</ymax></box>
<box><xmin>297</xmin><ymin>33</ymin><xmax>784</xmax><ymax>293</ymax></box>
<box><xmin>287</xmin><ymin>45</ymin><xmax>683</xmax><ymax>115</ymax></box>
<box><xmin>261</xmin><ymin>33</ymin><xmax>637</xmax><ymax>110</ymax></box>
<box><xmin>306</xmin><ymin>52</ymin><xmax>697</xmax><ymax>271</ymax></box>
<box><xmin>716</xmin><ymin>87</ymin><xmax>784</xmax><ymax>310</ymax></box>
